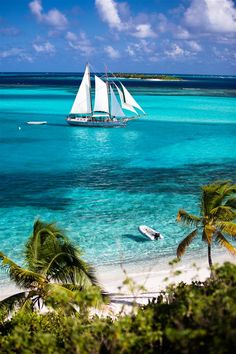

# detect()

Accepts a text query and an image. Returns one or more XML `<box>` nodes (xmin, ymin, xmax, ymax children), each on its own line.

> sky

<box><xmin>0</xmin><ymin>0</ymin><xmax>236</xmax><ymax>74</ymax></box>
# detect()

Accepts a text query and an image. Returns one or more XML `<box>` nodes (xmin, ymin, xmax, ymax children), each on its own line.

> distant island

<box><xmin>110</xmin><ymin>73</ymin><xmax>181</xmax><ymax>80</ymax></box>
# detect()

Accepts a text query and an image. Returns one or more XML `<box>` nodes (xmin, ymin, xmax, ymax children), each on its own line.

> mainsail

<box><xmin>70</xmin><ymin>64</ymin><xmax>92</xmax><ymax>115</ymax></box>
<box><xmin>93</xmin><ymin>75</ymin><xmax>109</xmax><ymax>114</ymax></box>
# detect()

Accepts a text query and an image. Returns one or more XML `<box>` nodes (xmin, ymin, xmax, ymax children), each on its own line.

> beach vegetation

<box><xmin>177</xmin><ymin>180</ymin><xmax>236</xmax><ymax>269</ymax></box>
<box><xmin>0</xmin><ymin>262</ymin><xmax>235</xmax><ymax>353</ymax></box>
<box><xmin>0</xmin><ymin>219</ymin><xmax>103</xmax><ymax>317</ymax></box>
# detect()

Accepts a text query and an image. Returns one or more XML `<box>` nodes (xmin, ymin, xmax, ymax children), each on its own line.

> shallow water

<box><xmin>0</xmin><ymin>74</ymin><xmax>236</xmax><ymax>278</ymax></box>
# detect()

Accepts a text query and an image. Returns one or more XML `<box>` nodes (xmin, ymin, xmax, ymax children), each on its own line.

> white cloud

<box><xmin>33</xmin><ymin>41</ymin><xmax>55</xmax><ymax>53</ymax></box>
<box><xmin>29</xmin><ymin>0</ymin><xmax>42</xmax><ymax>18</ymax></box>
<box><xmin>104</xmin><ymin>45</ymin><xmax>120</xmax><ymax>59</ymax></box>
<box><xmin>187</xmin><ymin>40</ymin><xmax>202</xmax><ymax>52</ymax></box>
<box><xmin>174</xmin><ymin>26</ymin><xmax>191</xmax><ymax>40</ymax></box>
<box><xmin>164</xmin><ymin>41</ymin><xmax>203</xmax><ymax>59</ymax></box>
<box><xmin>66</xmin><ymin>31</ymin><xmax>77</xmax><ymax>42</ymax></box>
<box><xmin>95</xmin><ymin>0</ymin><xmax>124</xmax><ymax>30</ymax></box>
<box><xmin>126</xmin><ymin>40</ymin><xmax>156</xmax><ymax>62</ymax></box>
<box><xmin>66</xmin><ymin>31</ymin><xmax>94</xmax><ymax>56</ymax></box>
<box><xmin>132</xmin><ymin>24</ymin><xmax>156</xmax><ymax>38</ymax></box>
<box><xmin>165</xmin><ymin>44</ymin><xmax>189</xmax><ymax>58</ymax></box>
<box><xmin>156</xmin><ymin>13</ymin><xmax>168</xmax><ymax>33</ymax></box>
<box><xmin>126</xmin><ymin>45</ymin><xmax>135</xmax><ymax>57</ymax></box>
<box><xmin>29</xmin><ymin>0</ymin><xmax>68</xmax><ymax>29</ymax></box>
<box><xmin>213</xmin><ymin>46</ymin><xmax>236</xmax><ymax>63</ymax></box>
<box><xmin>185</xmin><ymin>0</ymin><xmax>236</xmax><ymax>33</ymax></box>
<box><xmin>0</xmin><ymin>48</ymin><xmax>33</xmax><ymax>62</ymax></box>
<box><xmin>0</xmin><ymin>48</ymin><xmax>22</xmax><ymax>58</ymax></box>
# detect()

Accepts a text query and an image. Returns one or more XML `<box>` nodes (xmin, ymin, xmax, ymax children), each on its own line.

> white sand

<box><xmin>0</xmin><ymin>250</ymin><xmax>235</xmax><ymax>315</ymax></box>
<box><xmin>96</xmin><ymin>251</ymin><xmax>235</xmax><ymax>314</ymax></box>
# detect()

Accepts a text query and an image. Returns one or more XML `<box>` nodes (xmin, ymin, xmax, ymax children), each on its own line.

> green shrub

<box><xmin>0</xmin><ymin>262</ymin><xmax>236</xmax><ymax>354</ymax></box>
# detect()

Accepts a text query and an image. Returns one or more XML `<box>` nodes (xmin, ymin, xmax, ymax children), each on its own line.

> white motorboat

<box><xmin>26</xmin><ymin>121</ymin><xmax>47</xmax><ymax>125</ymax></box>
<box><xmin>138</xmin><ymin>225</ymin><xmax>164</xmax><ymax>241</ymax></box>
<box><xmin>66</xmin><ymin>63</ymin><xmax>146</xmax><ymax>128</ymax></box>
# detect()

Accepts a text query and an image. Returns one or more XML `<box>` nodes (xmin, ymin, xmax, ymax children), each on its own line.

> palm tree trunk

<box><xmin>208</xmin><ymin>244</ymin><xmax>213</xmax><ymax>269</ymax></box>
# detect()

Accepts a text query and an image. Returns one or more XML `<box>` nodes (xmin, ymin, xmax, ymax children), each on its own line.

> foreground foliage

<box><xmin>0</xmin><ymin>220</ymin><xmax>102</xmax><ymax>315</ymax></box>
<box><xmin>177</xmin><ymin>180</ymin><xmax>236</xmax><ymax>268</ymax></box>
<box><xmin>0</xmin><ymin>262</ymin><xmax>236</xmax><ymax>354</ymax></box>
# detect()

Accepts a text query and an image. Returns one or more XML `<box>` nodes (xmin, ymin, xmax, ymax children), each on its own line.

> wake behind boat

<box><xmin>138</xmin><ymin>225</ymin><xmax>164</xmax><ymax>241</ymax></box>
<box><xmin>66</xmin><ymin>63</ymin><xmax>146</xmax><ymax>128</ymax></box>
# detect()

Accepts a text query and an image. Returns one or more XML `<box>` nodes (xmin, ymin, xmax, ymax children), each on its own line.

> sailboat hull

<box><xmin>66</xmin><ymin>118</ymin><xmax>126</xmax><ymax>128</ymax></box>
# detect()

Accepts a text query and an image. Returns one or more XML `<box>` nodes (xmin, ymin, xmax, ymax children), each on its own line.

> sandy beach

<box><xmin>1</xmin><ymin>250</ymin><xmax>235</xmax><ymax>315</ymax></box>
<box><xmin>96</xmin><ymin>250</ymin><xmax>235</xmax><ymax>312</ymax></box>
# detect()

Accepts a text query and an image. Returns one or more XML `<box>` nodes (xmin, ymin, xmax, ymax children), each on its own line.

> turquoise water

<box><xmin>0</xmin><ymin>76</ymin><xmax>236</xmax><ymax>279</ymax></box>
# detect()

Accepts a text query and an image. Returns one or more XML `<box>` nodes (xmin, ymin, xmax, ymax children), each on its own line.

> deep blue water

<box><xmin>0</xmin><ymin>74</ymin><xmax>236</xmax><ymax>280</ymax></box>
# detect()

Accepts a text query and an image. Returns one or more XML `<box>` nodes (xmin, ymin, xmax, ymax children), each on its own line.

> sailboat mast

<box><xmin>87</xmin><ymin>63</ymin><xmax>93</xmax><ymax>117</ymax></box>
<box><xmin>105</xmin><ymin>65</ymin><xmax>111</xmax><ymax>119</ymax></box>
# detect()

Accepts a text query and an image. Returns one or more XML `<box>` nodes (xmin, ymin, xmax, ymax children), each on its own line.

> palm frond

<box><xmin>177</xmin><ymin>209</ymin><xmax>201</xmax><ymax>226</ymax></box>
<box><xmin>202</xmin><ymin>224</ymin><xmax>215</xmax><ymax>244</ymax></box>
<box><xmin>24</xmin><ymin>220</ymin><xmax>100</xmax><ymax>290</ymax></box>
<box><xmin>60</xmin><ymin>283</ymin><xmax>83</xmax><ymax>291</ymax></box>
<box><xmin>44</xmin><ymin>282</ymin><xmax>77</xmax><ymax>297</ymax></box>
<box><xmin>215</xmin><ymin>231</ymin><xmax>236</xmax><ymax>255</ymax></box>
<box><xmin>201</xmin><ymin>181</ymin><xmax>236</xmax><ymax>216</ymax></box>
<box><xmin>216</xmin><ymin>221</ymin><xmax>236</xmax><ymax>237</ymax></box>
<box><xmin>210</xmin><ymin>206</ymin><xmax>236</xmax><ymax>221</ymax></box>
<box><xmin>45</xmin><ymin>248</ymin><xmax>100</xmax><ymax>289</ymax></box>
<box><xmin>43</xmin><ymin>283</ymin><xmax>79</xmax><ymax>313</ymax></box>
<box><xmin>25</xmin><ymin>220</ymin><xmax>66</xmax><ymax>268</ymax></box>
<box><xmin>25</xmin><ymin>220</ymin><xmax>83</xmax><ymax>274</ymax></box>
<box><xmin>0</xmin><ymin>291</ymin><xmax>28</xmax><ymax>312</ymax></box>
<box><xmin>177</xmin><ymin>229</ymin><xmax>198</xmax><ymax>258</ymax></box>
<box><xmin>0</xmin><ymin>252</ymin><xmax>46</xmax><ymax>288</ymax></box>
<box><xmin>225</xmin><ymin>198</ymin><xmax>236</xmax><ymax>209</ymax></box>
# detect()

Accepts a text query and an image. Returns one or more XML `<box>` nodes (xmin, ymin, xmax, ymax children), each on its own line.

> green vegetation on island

<box><xmin>110</xmin><ymin>72</ymin><xmax>181</xmax><ymax>80</ymax></box>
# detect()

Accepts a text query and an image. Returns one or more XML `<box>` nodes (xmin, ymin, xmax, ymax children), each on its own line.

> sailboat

<box><xmin>66</xmin><ymin>64</ymin><xmax>145</xmax><ymax>128</ymax></box>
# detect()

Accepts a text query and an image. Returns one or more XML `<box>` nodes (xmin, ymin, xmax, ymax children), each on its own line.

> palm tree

<box><xmin>177</xmin><ymin>181</ymin><xmax>236</xmax><ymax>269</ymax></box>
<box><xmin>0</xmin><ymin>220</ymin><xmax>102</xmax><ymax>314</ymax></box>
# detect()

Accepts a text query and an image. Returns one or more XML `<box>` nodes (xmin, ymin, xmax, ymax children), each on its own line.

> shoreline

<box><xmin>117</xmin><ymin>77</ymin><xmax>181</xmax><ymax>81</ymax></box>
<box><xmin>1</xmin><ymin>250</ymin><xmax>235</xmax><ymax>312</ymax></box>
<box><xmin>97</xmin><ymin>251</ymin><xmax>235</xmax><ymax>314</ymax></box>
<box><xmin>97</xmin><ymin>250</ymin><xmax>235</xmax><ymax>294</ymax></box>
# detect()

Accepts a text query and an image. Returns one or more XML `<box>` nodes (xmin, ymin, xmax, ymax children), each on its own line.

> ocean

<box><xmin>0</xmin><ymin>73</ymin><xmax>236</xmax><ymax>283</ymax></box>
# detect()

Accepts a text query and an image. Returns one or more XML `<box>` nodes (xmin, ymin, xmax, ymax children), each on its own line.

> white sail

<box><xmin>70</xmin><ymin>64</ymin><xmax>92</xmax><ymax>115</ymax></box>
<box><xmin>122</xmin><ymin>102</ymin><xmax>138</xmax><ymax>114</ymax></box>
<box><xmin>93</xmin><ymin>75</ymin><xmax>109</xmax><ymax>113</ymax></box>
<box><xmin>120</xmin><ymin>83</ymin><xmax>145</xmax><ymax>114</ymax></box>
<box><xmin>115</xmin><ymin>84</ymin><xmax>138</xmax><ymax>114</ymax></box>
<box><xmin>110</xmin><ymin>86</ymin><xmax>125</xmax><ymax>117</ymax></box>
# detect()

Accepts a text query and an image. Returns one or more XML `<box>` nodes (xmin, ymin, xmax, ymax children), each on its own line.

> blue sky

<box><xmin>0</xmin><ymin>0</ymin><xmax>236</xmax><ymax>74</ymax></box>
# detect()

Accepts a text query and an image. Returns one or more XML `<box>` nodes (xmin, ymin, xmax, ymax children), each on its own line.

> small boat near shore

<box><xmin>26</xmin><ymin>121</ymin><xmax>47</xmax><ymax>125</ymax></box>
<box><xmin>66</xmin><ymin>63</ymin><xmax>145</xmax><ymax>128</ymax></box>
<box><xmin>138</xmin><ymin>225</ymin><xmax>164</xmax><ymax>241</ymax></box>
